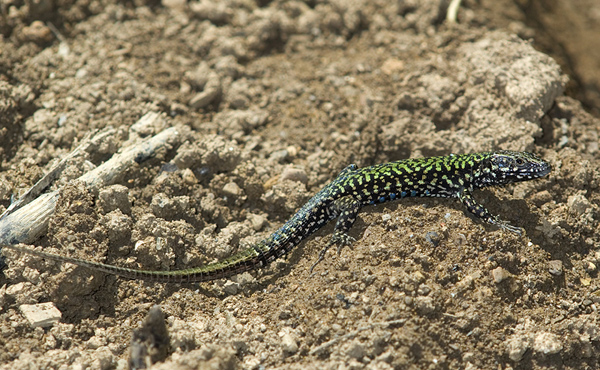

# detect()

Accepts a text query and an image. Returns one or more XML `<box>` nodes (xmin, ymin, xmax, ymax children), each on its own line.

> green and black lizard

<box><xmin>2</xmin><ymin>150</ymin><xmax>551</xmax><ymax>283</ymax></box>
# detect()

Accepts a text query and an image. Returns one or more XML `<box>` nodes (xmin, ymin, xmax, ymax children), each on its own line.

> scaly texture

<box><xmin>2</xmin><ymin>151</ymin><xmax>551</xmax><ymax>283</ymax></box>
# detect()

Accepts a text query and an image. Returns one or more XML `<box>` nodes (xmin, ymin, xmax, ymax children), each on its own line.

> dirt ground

<box><xmin>1</xmin><ymin>1</ymin><xmax>599</xmax><ymax>369</ymax></box>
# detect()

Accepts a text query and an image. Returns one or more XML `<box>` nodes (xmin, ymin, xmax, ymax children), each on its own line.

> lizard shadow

<box><xmin>158</xmin><ymin>222</ymin><xmax>341</xmax><ymax>300</ymax></box>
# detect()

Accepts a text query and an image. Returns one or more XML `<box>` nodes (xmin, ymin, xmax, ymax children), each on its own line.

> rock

<box><xmin>181</xmin><ymin>168</ymin><xmax>198</xmax><ymax>185</ymax></box>
<box><xmin>151</xmin><ymin>193</ymin><xmax>190</xmax><ymax>219</ymax></box>
<box><xmin>417</xmin><ymin>284</ymin><xmax>431</xmax><ymax>296</ymax></box>
<box><xmin>211</xmin><ymin>109</ymin><xmax>268</xmax><ymax>136</ymax></box>
<box><xmin>414</xmin><ymin>296</ymin><xmax>436</xmax><ymax>314</ymax></box>
<box><xmin>19</xmin><ymin>302</ymin><xmax>62</xmax><ymax>328</ymax></box>
<box><xmin>98</xmin><ymin>184</ymin><xmax>131</xmax><ymax>214</ymax></box>
<box><xmin>491</xmin><ymin>267</ymin><xmax>510</xmax><ymax>283</ymax></box>
<box><xmin>189</xmin><ymin>87</ymin><xmax>221</xmax><ymax>109</ymax></box>
<box><xmin>567</xmin><ymin>192</ymin><xmax>591</xmax><ymax>216</ymax></box>
<box><xmin>21</xmin><ymin>21</ymin><xmax>53</xmax><ymax>44</ymax></box>
<box><xmin>281</xmin><ymin>333</ymin><xmax>298</xmax><ymax>355</ymax></box>
<box><xmin>189</xmin><ymin>72</ymin><xmax>221</xmax><ymax>109</ymax></box>
<box><xmin>346</xmin><ymin>340</ymin><xmax>367</xmax><ymax>359</ymax></box>
<box><xmin>93</xmin><ymin>346</ymin><xmax>114</xmax><ymax>370</ymax></box>
<box><xmin>162</xmin><ymin>0</ymin><xmax>186</xmax><ymax>11</ymax></box>
<box><xmin>381</xmin><ymin>58</ymin><xmax>405</xmax><ymax>75</ymax></box>
<box><xmin>425</xmin><ymin>231</ymin><xmax>440</xmax><ymax>247</ymax></box>
<box><xmin>231</xmin><ymin>272</ymin><xmax>255</xmax><ymax>286</ymax></box>
<box><xmin>269</xmin><ymin>149</ymin><xmax>289</xmax><ymax>163</ymax></box>
<box><xmin>6</xmin><ymin>282</ymin><xmax>26</xmax><ymax>295</ymax></box>
<box><xmin>248</xmin><ymin>214</ymin><xmax>267</xmax><ymax>231</ymax></box>
<box><xmin>86</xmin><ymin>335</ymin><xmax>107</xmax><ymax>349</ymax></box>
<box><xmin>506</xmin><ymin>334</ymin><xmax>530</xmax><ymax>361</ymax></box>
<box><xmin>129</xmin><ymin>305</ymin><xmax>170</xmax><ymax>368</ymax></box>
<box><xmin>584</xmin><ymin>261</ymin><xmax>597</xmax><ymax>273</ymax></box>
<box><xmin>455</xmin><ymin>275</ymin><xmax>475</xmax><ymax>294</ymax></box>
<box><xmin>190</xmin><ymin>0</ymin><xmax>232</xmax><ymax>23</ymax></box>
<box><xmin>533</xmin><ymin>332</ymin><xmax>562</xmax><ymax>355</ymax></box>
<box><xmin>223</xmin><ymin>281</ymin><xmax>240</xmax><ymax>295</ymax></box>
<box><xmin>103</xmin><ymin>210</ymin><xmax>132</xmax><ymax>245</ymax></box>
<box><xmin>280</xmin><ymin>167</ymin><xmax>308</xmax><ymax>184</ymax></box>
<box><xmin>548</xmin><ymin>260</ymin><xmax>563</xmax><ymax>276</ymax></box>
<box><xmin>222</xmin><ymin>182</ymin><xmax>242</xmax><ymax>197</ymax></box>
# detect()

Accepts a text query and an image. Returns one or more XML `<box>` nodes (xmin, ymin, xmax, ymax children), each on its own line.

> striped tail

<box><xmin>1</xmin><ymin>243</ymin><xmax>265</xmax><ymax>284</ymax></box>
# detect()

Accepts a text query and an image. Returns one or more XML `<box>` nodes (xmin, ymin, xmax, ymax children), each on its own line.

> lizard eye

<box><xmin>515</xmin><ymin>158</ymin><xmax>524</xmax><ymax>166</ymax></box>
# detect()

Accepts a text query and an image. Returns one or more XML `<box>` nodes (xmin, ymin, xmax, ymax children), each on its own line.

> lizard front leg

<box><xmin>310</xmin><ymin>196</ymin><xmax>361</xmax><ymax>273</ymax></box>
<box><xmin>458</xmin><ymin>189</ymin><xmax>523</xmax><ymax>235</ymax></box>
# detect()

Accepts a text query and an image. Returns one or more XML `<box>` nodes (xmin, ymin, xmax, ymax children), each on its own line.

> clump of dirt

<box><xmin>1</xmin><ymin>1</ymin><xmax>599</xmax><ymax>369</ymax></box>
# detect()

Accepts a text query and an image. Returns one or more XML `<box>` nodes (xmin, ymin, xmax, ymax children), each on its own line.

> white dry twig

<box><xmin>0</xmin><ymin>112</ymin><xmax>179</xmax><ymax>245</ymax></box>
<box><xmin>446</xmin><ymin>0</ymin><xmax>463</xmax><ymax>24</ymax></box>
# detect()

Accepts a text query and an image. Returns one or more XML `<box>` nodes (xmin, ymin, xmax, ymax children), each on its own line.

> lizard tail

<box><xmin>1</xmin><ymin>243</ymin><xmax>263</xmax><ymax>284</ymax></box>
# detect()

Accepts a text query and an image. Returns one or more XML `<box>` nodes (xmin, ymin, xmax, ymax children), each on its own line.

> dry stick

<box><xmin>0</xmin><ymin>128</ymin><xmax>116</xmax><ymax>220</ymax></box>
<box><xmin>0</xmin><ymin>113</ymin><xmax>179</xmax><ymax>246</ymax></box>
<box><xmin>446</xmin><ymin>0</ymin><xmax>463</xmax><ymax>23</ymax></box>
<box><xmin>308</xmin><ymin>319</ymin><xmax>407</xmax><ymax>356</ymax></box>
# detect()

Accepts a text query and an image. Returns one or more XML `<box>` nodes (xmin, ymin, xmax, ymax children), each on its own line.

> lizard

<box><xmin>1</xmin><ymin>150</ymin><xmax>551</xmax><ymax>284</ymax></box>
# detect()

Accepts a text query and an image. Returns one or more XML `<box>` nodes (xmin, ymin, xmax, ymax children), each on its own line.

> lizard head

<box><xmin>474</xmin><ymin>150</ymin><xmax>551</xmax><ymax>187</ymax></box>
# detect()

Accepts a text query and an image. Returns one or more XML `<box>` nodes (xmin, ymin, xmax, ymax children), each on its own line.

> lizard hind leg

<box><xmin>310</xmin><ymin>196</ymin><xmax>360</xmax><ymax>273</ymax></box>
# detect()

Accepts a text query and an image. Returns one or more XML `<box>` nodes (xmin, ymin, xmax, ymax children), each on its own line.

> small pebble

<box><xmin>455</xmin><ymin>275</ymin><xmax>474</xmax><ymax>293</ymax></box>
<box><xmin>189</xmin><ymin>71</ymin><xmax>221</xmax><ymax>109</ymax></box>
<box><xmin>222</xmin><ymin>182</ymin><xmax>242</xmax><ymax>197</ymax></box>
<box><xmin>411</xmin><ymin>271</ymin><xmax>426</xmax><ymax>284</ymax></box>
<box><xmin>548</xmin><ymin>260</ymin><xmax>563</xmax><ymax>276</ymax></box>
<box><xmin>278</xmin><ymin>309</ymin><xmax>292</xmax><ymax>320</ymax></box>
<box><xmin>381</xmin><ymin>58</ymin><xmax>405</xmax><ymax>75</ymax></box>
<box><xmin>222</xmin><ymin>281</ymin><xmax>240</xmax><ymax>295</ymax></box>
<box><xmin>280</xmin><ymin>167</ymin><xmax>308</xmax><ymax>184</ymax></box>
<box><xmin>161</xmin><ymin>0</ymin><xmax>186</xmax><ymax>11</ymax></box>
<box><xmin>584</xmin><ymin>261</ymin><xmax>597</xmax><ymax>273</ymax></box>
<box><xmin>286</xmin><ymin>145</ymin><xmax>298</xmax><ymax>157</ymax></box>
<box><xmin>19</xmin><ymin>302</ymin><xmax>62</xmax><ymax>328</ymax></box>
<box><xmin>506</xmin><ymin>334</ymin><xmax>530</xmax><ymax>361</ymax></box>
<box><xmin>346</xmin><ymin>340</ymin><xmax>367</xmax><ymax>359</ymax></box>
<box><xmin>417</xmin><ymin>284</ymin><xmax>431</xmax><ymax>296</ymax></box>
<box><xmin>533</xmin><ymin>332</ymin><xmax>562</xmax><ymax>355</ymax></box>
<box><xmin>464</xmin><ymin>363</ymin><xmax>477</xmax><ymax>370</ymax></box>
<box><xmin>248</xmin><ymin>214</ymin><xmax>267</xmax><ymax>231</ymax></box>
<box><xmin>232</xmin><ymin>272</ymin><xmax>255</xmax><ymax>286</ymax></box>
<box><xmin>6</xmin><ymin>282</ymin><xmax>26</xmax><ymax>295</ymax></box>
<box><xmin>269</xmin><ymin>149</ymin><xmax>289</xmax><ymax>163</ymax></box>
<box><xmin>414</xmin><ymin>296</ymin><xmax>436</xmax><ymax>314</ymax></box>
<box><xmin>181</xmin><ymin>168</ymin><xmax>197</xmax><ymax>185</ymax></box>
<box><xmin>425</xmin><ymin>231</ymin><xmax>440</xmax><ymax>247</ymax></box>
<box><xmin>189</xmin><ymin>88</ymin><xmax>220</xmax><ymax>109</ymax></box>
<box><xmin>281</xmin><ymin>333</ymin><xmax>298</xmax><ymax>355</ymax></box>
<box><xmin>21</xmin><ymin>21</ymin><xmax>53</xmax><ymax>44</ymax></box>
<box><xmin>86</xmin><ymin>335</ymin><xmax>107</xmax><ymax>350</ymax></box>
<box><xmin>98</xmin><ymin>185</ymin><xmax>131</xmax><ymax>214</ymax></box>
<box><xmin>462</xmin><ymin>352</ymin><xmax>475</xmax><ymax>362</ymax></box>
<box><xmin>567</xmin><ymin>192</ymin><xmax>591</xmax><ymax>216</ymax></box>
<box><xmin>491</xmin><ymin>267</ymin><xmax>510</xmax><ymax>283</ymax></box>
<box><xmin>151</xmin><ymin>193</ymin><xmax>189</xmax><ymax>219</ymax></box>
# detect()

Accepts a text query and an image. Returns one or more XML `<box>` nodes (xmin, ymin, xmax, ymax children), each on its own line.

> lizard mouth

<box><xmin>525</xmin><ymin>163</ymin><xmax>551</xmax><ymax>178</ymax></box>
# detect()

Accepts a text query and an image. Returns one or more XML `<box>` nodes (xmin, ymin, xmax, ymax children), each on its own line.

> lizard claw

<box><xmin>335</xmin><ymin>235</ymin><xmax>355</xmax><ymax>255</ymax></box>
<box><xmin>498</xmin><ymin>221</ymin><xmax>523</xmax><ymax>236</ymax></box>
<box><xmin>310</xmin><ymin>233</ymin><xmax>356</xmax><ymax>274</ymax></box>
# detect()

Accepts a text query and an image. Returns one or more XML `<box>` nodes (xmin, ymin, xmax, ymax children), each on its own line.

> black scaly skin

<box><xmin>2</xmin><ymin>150</ymin><xmax>551</xmax><ymax>283</ymax></box>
